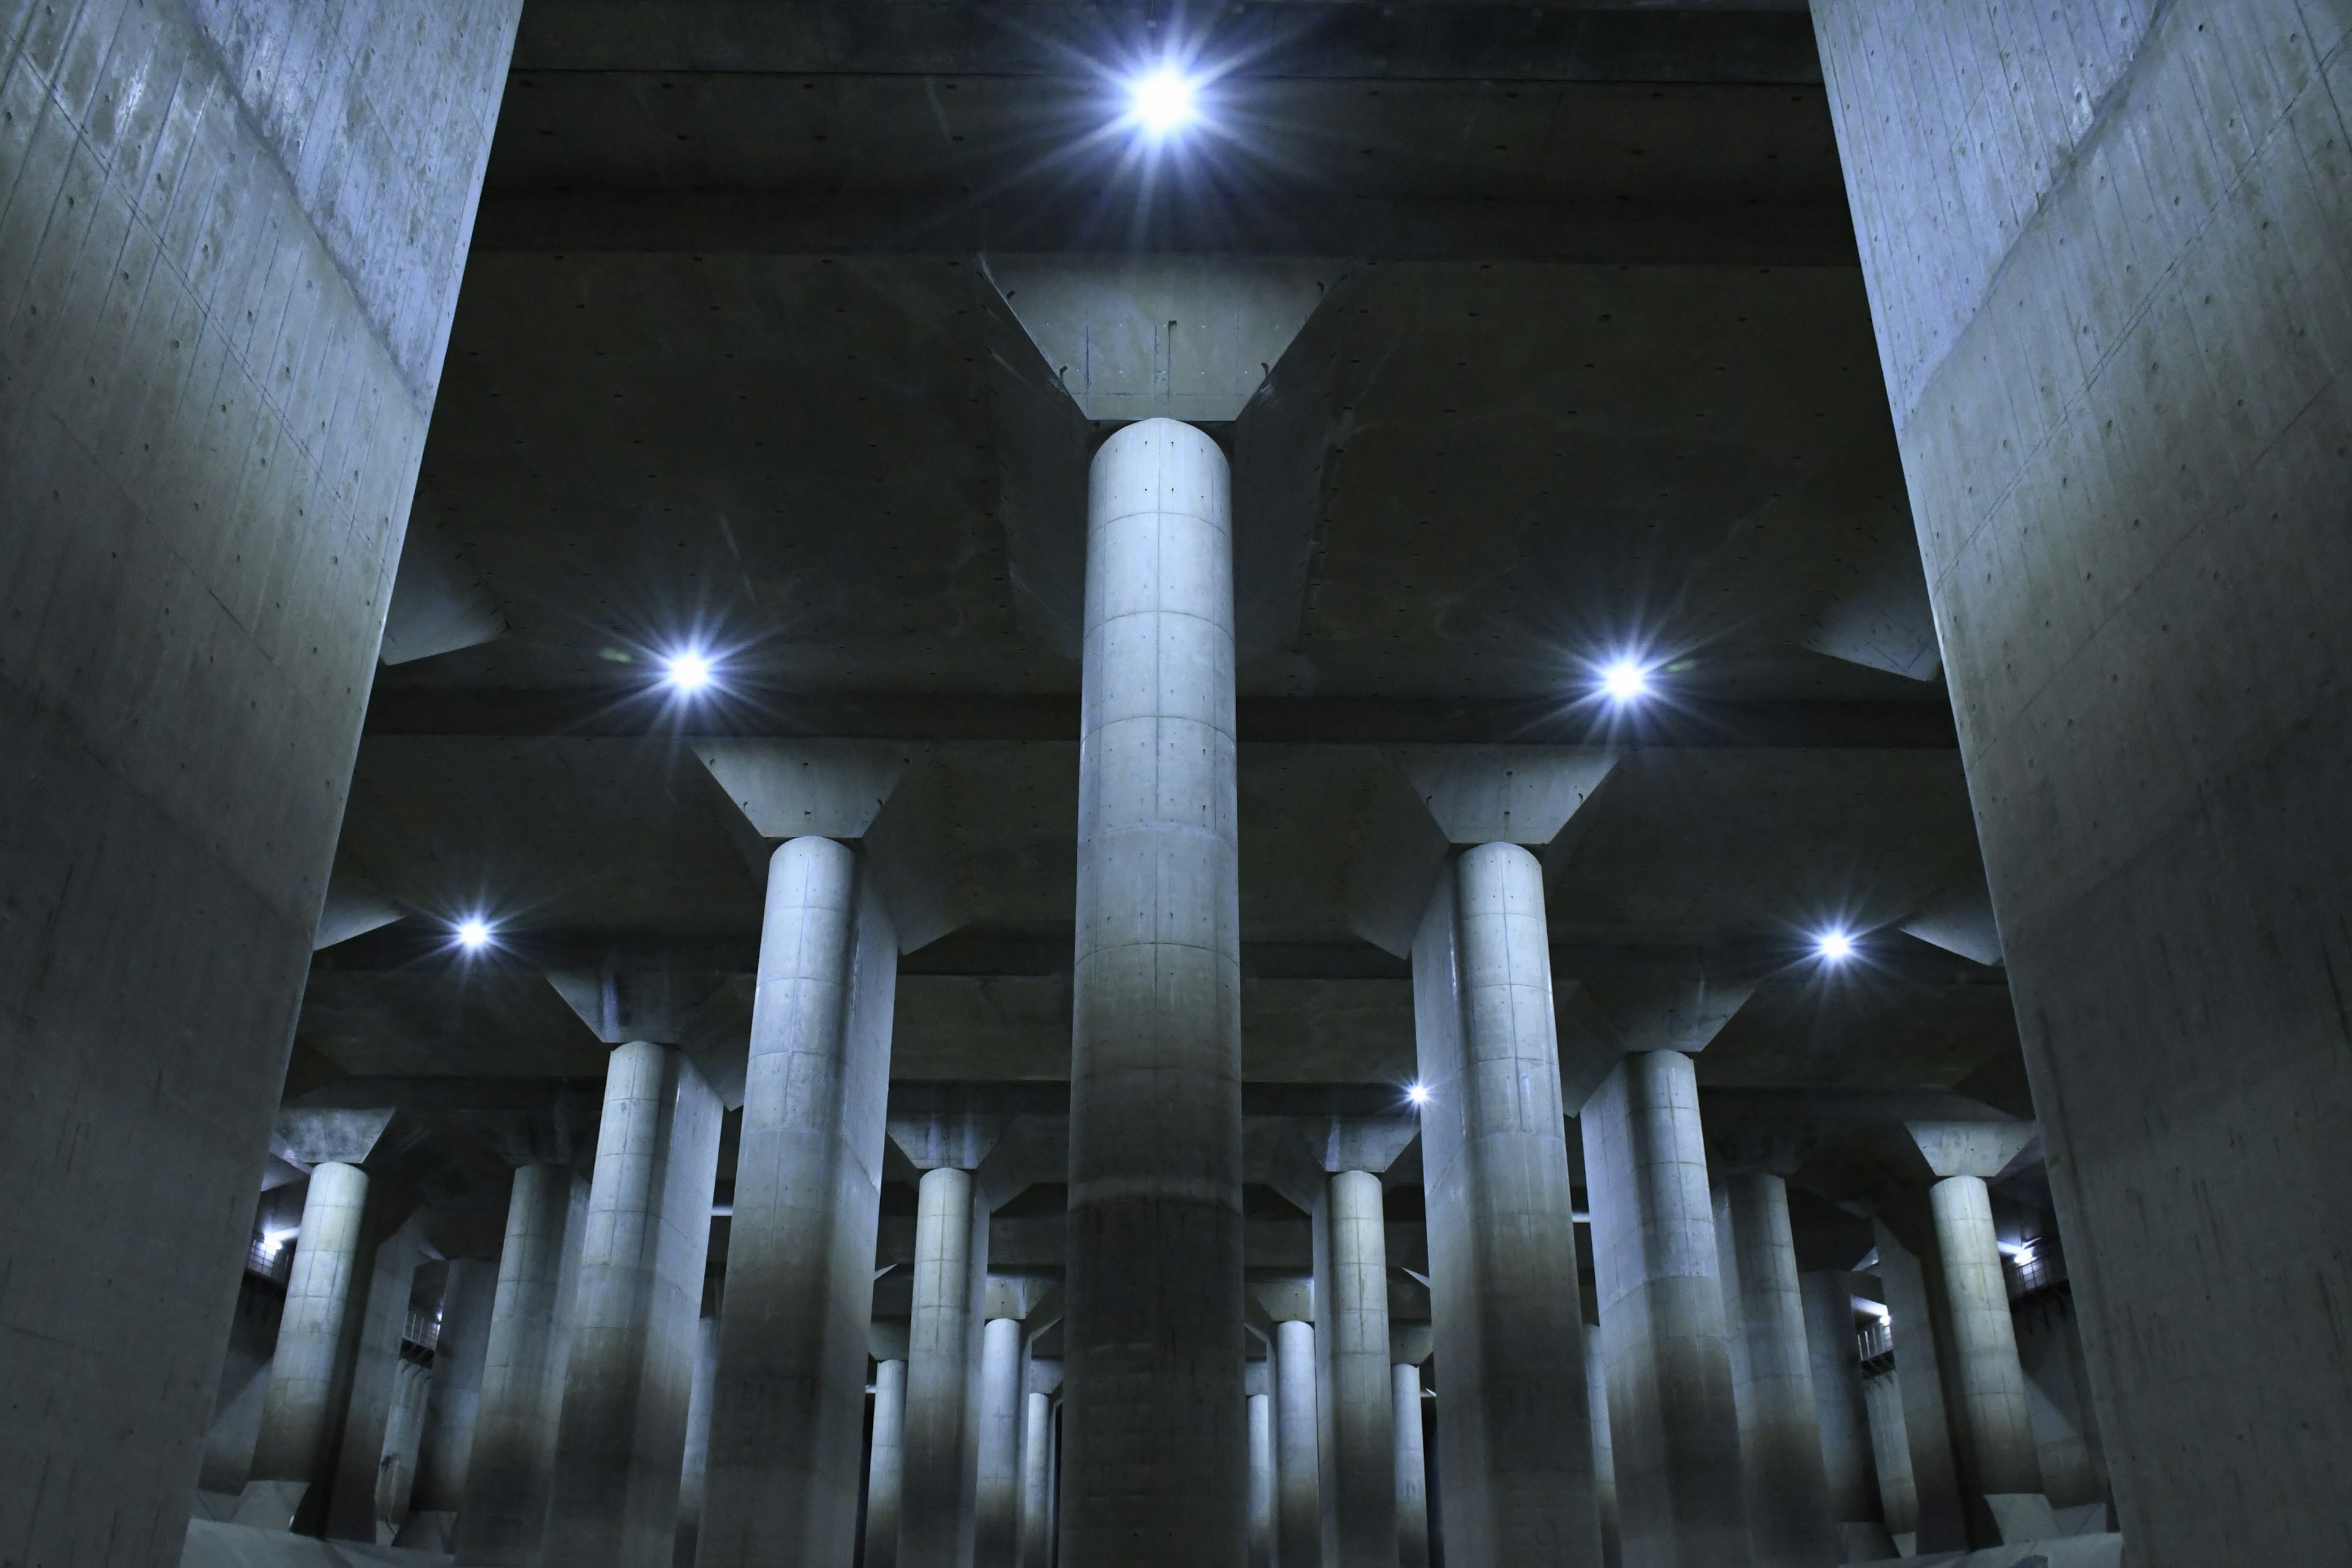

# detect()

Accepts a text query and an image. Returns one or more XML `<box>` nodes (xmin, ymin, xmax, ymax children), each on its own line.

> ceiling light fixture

<box><xmin>1600</xmin><ymin>658</ymin><xmax>1652</xmax><ymax>704</ymax></box>
<box><xmin>455</xmin><ymin>918</ymin><xmax>494</xmax><ymax>951</ymax></box>
<box><xmin>1406</xmin><ymin>1082</ymin><xmax>1431</xmax><ymax>1107</ymax></box>
<box><xmin>1129</xmin><ymin>67</ymin><xmax>1199</xmax><ymax>137</ymax></box>
<box><xmin>1815</xmin><ymin>929</ymin><xmax>1855</xmax><ymax>963</ymax></box>
<box><xmin>665</xmin><ymin>649</ymin><xmax>714</xmax><ymax>694</ymax></box>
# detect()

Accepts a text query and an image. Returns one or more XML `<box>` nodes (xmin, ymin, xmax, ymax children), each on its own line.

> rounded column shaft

<box><xmin>456</xmin><ymin>1161</ymin><xmax>577</xmax><ymax>1565</ymax></box>
<box><xmin>1412</xmin><ymin>842</ymin><xmax>1601</xmax><ymax>1568</ymax></box>
<box><xmin>1274</xmin><ymin>1318</ymin><xmax>1322</xmax><ymax>1568</ymax></box>
<box><xmin>1326</xmin><ymin>1169</ymin><xmax>1398</xmax><ymax>1567</ymax></box>
<box><xmin>1722</xmin><ymin>1174</ymin><xmax>1838</xmax><ymax>1568</ymax></box>
<box><xmin>411</xmin><ymin>1256</ymin><xmax>499</xmax><ymax>1517</ymax></box>
<box><xmin>903</xmin><ymin>1167</ymin><xmax>979</xmax><ymax>1568</ymax></box>
<box><xmin>1581</xmin><ymin>1049</ymin><xmax>1749</xmax><ymax>1568</ymax></box>
<box><xmin>703</xmin><ymin>835</ymin><xmax>895</xmax><ymax>1568</ymax></box>
<box><xmin>1020</xmin><ymin>1388</ymin><xmax>1055</xmax><ymax>1568</ymax></box>
<box><xmin>865</xmin><ymin>1359</ymin><xmax>908</xmax><ymax>1568</ymax></box>
<box><xmin>1065</xmin><ymin>417</ymin><xmax>1245</xmax><ymax>1567</ymax></box>
<box><xmin>250</xmin><ymin>1161</ymin><xmax>371</xmax><ymax>1490</ymax></box>
<box><xmin>1586</xmin><ymin>1331</ymin><xmax>1618</xmax><ymax>1568</ymax></box>
<box><xmin>1392</xmin><ymin>1365</ymin><xmax>1430</xmax><ymax>1568</ymax></box>
<box><xmin>1929</xmin><ymin>1175</ymin><xmax>2043</xmax><ymax>1498</ymax></box>
<box><xmin>1800</xmin><ymin>1271</ymin><xmax>1882</xmax><ymax>1532</ymax></box>
<box><xmin>974</xmin><ymin>1316</ymin><xmax>1025</xmax><ymax>1567</ymax></box>
<box><xmin>1247</xmin><ymin>1391</ymin><xmax>1275</xmax><ymax>1568</ymax></box>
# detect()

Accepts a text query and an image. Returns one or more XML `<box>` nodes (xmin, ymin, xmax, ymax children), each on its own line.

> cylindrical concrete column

<box><xmin>975</xmin><ymin>1316</ymin><xmax>1025</xmax><ymax>1567</ymax></box>
<box><xmin>249</xmin><ymin>1161</ymin><xmax>371</xmax><ymax>1493</ymax></box>
<box><xmin>1065</xmin><ymin>417</ymin><xmax>1245</xmax><ymax>1567</ymax></box>
<box><xmin>456</xmin><ymin>1163</ymin><xmax>577</xmax><ymax>1566</ymax></box>
<box><xmin>702</xmin><ymin>834</ymin><xmax>898</xmax><ymax>1568</ymax></box>
<box><xmin>1020</xmin><ymin>1387</ymin><xmax>1055</xmax><ymax>1568</ymax></box>
<box><xmin>545</xmin><ymin>1042</ymin><xmax>726</xmax><ymax>1568</ymax></box>
<box><xmin>1722</xmin><ymin>1174</ymin><xmax>1838</xmax><ymax>1568</ymax></box>
<box><xmin>676</xmin><ymin>1314</ymin><xmax>720</xmax><ymax>1568</ymax></box>
<box><xmin>1581</xmin><ymin>1050</ymin><xmax>1750</xmax><ymax>1568</ymax></box>
<box><xmin>1412</xmin><ymin>842</ymin><xmax>1601</xmax><ymax>1568</ymax></box>
<box><xmin>903</xmin><ymin>1167</ymin><xmax>979</xmax><ymax>1568</ymax></box>
<box><xmin>1800</xmin><ymin>1272</ymin><xmax>1881</xmax><ymax>1533</ymax></box>
<box><xmin>865</xmin><ymin>1359</ymin><xmax>908</xmax><ymax>1568</ymax></box>
<box><xmin>1928</xmin><ymin>1175</ymin><xmax>2044</xmax><ymax>1499</ymax></box>
<box><xmin>1248</xmin><ymin>1392</ymin><xmax>1276</xmax><ymax>1568</ymax></box>
<box><xmin>410</xmin><ymin>1257</ymin><xmax>499</xmax><ymax>1521</ymax></box>
<box><xmin>1392</xmin><ymin>1365</ymin><xmax>1430</xmax><ymax>1568</ymax></box>
<box><xmin>1585</xmin><ymin>1331</ymin><xmax>1618</xmax><ymax>1568</ymax></box>
<box><xmin>1324</xmin><ymin>1169</ymin><xmax>1396</xmax><ymax>1568</ymax></box>
<box><xmin>1274</xmin><ymin>1318</ymin><xmax>1322</xmax><ymax>1568</ymax></box>
<box><xmin>1860</xmin><ymin>1368</ymin><xmax>1917</xmax><ymax>1544</ymax></box>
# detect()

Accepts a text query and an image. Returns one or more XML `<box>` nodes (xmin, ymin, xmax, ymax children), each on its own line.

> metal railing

<box><xmin>245</xmin><ymin>1231</ymin><xmax>293</xmax><ymax>1285</ymax></box>
<box><xmin>404</xmin><ymin>1306</ymin><xmax>442</xmax><ymax>1356</ymax></box>
<box><xmin>2005</xmin><ymin>1236</ymin><xmax>2065</xmax><ymax>1298</ymax></box>
<box><xmin>1855</xmin><ymin>1319</ymin><xmax>1893</xmax><ymax>1364</ymax></box>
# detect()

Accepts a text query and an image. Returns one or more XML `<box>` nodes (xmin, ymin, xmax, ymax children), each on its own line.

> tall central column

<box><xmin>1273</xmin><ymin>1316</ymin><xmax>1322</xmax><ymax>1568</ymax></box>
<box><xmin>701</xmin><ymin>835</ymin><xmax>899</xmax><ymax>1568</ymax></box>
<box><xmin>974</xmin><ymin>1313</ymin><xmax>1027</xmax><ymax>1567</ymax></box>
<box><xmin>1581</xmin><ymin>1050</ymin><xmax>1749</xmax><ymax>1568</ymax></box>
<box><xmin>1716</xmin><ymin>1173</ymin><xmax>1837</xmax><ymax>1568</ymax></box>
<box><xmin>1065</xmin><ymin>417</ymin><xmax>1245</xmax><ymax>1566</ymax></box>
<box><xmin>865</xmin><ymin>1358</ymin><xmax>908</xmax><ymax>1568</ymax></box>
<box><xmin>457</xmin><ymin>1161</ymin><xmax>581</xmax><ymax>1566</ymax></box>
<box><xmin>246</xmin><ymin>1161</ymin><xmax>372</xmax><ymax>1517</ymax></box>
<box><xmin>903</xmin><ymin>1167</ymin><xmax>982</xmax><ymax>1568</ymax></box>
<box><xmin>1324</xmin><ymin>1168</ymin><xmax>1398</xmax><ymax>1568</ymax></box>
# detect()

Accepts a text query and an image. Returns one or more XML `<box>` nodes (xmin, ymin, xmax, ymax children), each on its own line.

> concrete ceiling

<box><xmin>307</xmin><ymin>1</ymin><xmax>2025</xmax><ymax>1248</ymax></box>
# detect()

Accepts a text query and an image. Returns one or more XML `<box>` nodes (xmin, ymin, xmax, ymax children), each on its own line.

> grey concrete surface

<box><xmin>1321</xmin><ymin>1169</ymin><xmax>1396</xmax><ymax>1568</ymax></box>
<box><xmin>1582</xmin><ymin>1052</ymin><xmax>1749</xmax><ymax>1568</ymax></box>
<box><xmin>1926</xmin><ymin>1177</ymin><xmax>2043</xmax><ymax>1511</ymax></box>
<box><xmin>1860</xmin><ymin>1369</ymin><xmax>1915</xmax><ymax>1551</ymax></box>
<box><xmin>1799</xmin><ymin>1272</ymin><xmax>1882</xmax><ymax>1542</ymax></box>
<box><xmin>1585</xmin><ymin>1333</ymin><xmax>1618</xmax><ymax>1568</ymax></box>
<box><xmin>1814</xmin><ymin>4</ymin><xmax>2352</xmax><ymax>1562</ymax></box>
<box><xmin>699</xmin><ymin>835</ymin><xmax>900</xmax><ymax>1568</ymax></box>
<box><xmin>1063</xmin><ymin>417</ymin><xmax>1247</xmax><ymax>1568</ymax></box>
<box><xmin>326</xmin><ymin>1219</ymin><xmax>426</xmax><ymax>1541</ymax></box>
<box><xmin>1273</xmin><ymin>1317</ymin><xmax>1321</xmax><ymax>1568</ymax></box>
<box><xmin>902</xmin><ymin>1166</ymin><xmax>981</xmax><ymax>1568</ymax></box>
<box><xmin>1869</xmin><ymin>1215</ymin><xmax>1963</xmax><ymax>1555</ymax></box>
<box><xmin>456</xmin><ymin>1163</ymin><xmax>577</xmax><ymax>1566</ymax></box>
<box><xmin>411</xmin><ymin>1259</ymin><xmax>497</xmax><ymax>1520</ymax></box>
<box><xmin>545</xmin><ymin>1044</ymin><xmax>724</xmax><ymax>1568</ymax></box>
<box><xmin>0</xmin><ymin>2</ymin><xmax>516</xmax><ymax>1558</ymax></box>
<box><xmin>1247</xmin><ymin>1391</ymin><xmax>1275</xmax><ymax>1568</ymax></box>
<box><xmin>249</xmin><ymin>1164</ymin><xmax>372</xmax><ymax>1510</ymax></box>
<box><xmin>1717</xmin><ymin>1175</ymin><xmax>1838</xmax><ymax>1568</ymax></box>
<box><xmin>674</xmin><ymin>1316</ymin><xmax>718</xmax><ymax>1568</ymax></box>
<box><xmin>1392</xmin><ymin>1365</ymin><xmax>1430</xmax><ymax>1568</ymax></box>
<box><xmin>973</xmin><ymin>1316</ymin><xmax>1024</xmax><ymax>1568</ymax></box>
<box><xmin>1018</xmin><ymin>1387</ymin><xmax>1054</xmax><ymax>1568</ymax></box>
<box><xmin>864</xmin><ymin>1359</ymin><xmax>908</xmax><ymax>1568</ymax></box>
<box><xmin>1411</xmin><ymin>843</ymin><xmax>1600</xmax><ymax>1568</ymax></box>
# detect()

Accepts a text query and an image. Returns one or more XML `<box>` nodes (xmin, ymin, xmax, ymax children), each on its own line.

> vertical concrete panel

<box><xmin>1858</xmin><ymin>1371</ymin><xmax>1916</xmax><ymax>1546</ymax></box>
<box><xmin>1582</xmin><ymin>1052</ymin><xmax>1748</xmax><ymax>1568</ymax></box>
<box><xmin>1065</xmin><ymin>416</ymin><xmax>1246</xmax><ymax>1567</ymax></box>
<box><xmin>0</xmin><ymin>4</ymin><xmax>518</xmax><ymax>1563</ymax></box>
<box><xmin>1814</xmin><ymin>4</ymin><xmax>2352</xmax><ymax>1560</ymax></box>
<box><xmin>327</xmin><ymin>1221</ymin><xmax>426</xmax><ymax>1542</ymax></box>
<box><xmin>1868</xmin><ymin>1216</ymin><xmax>1964</xmax><ymax>1555</ymax></box>
<box><xmin>546</xmin><ymin>1044</ymin><xmax>725</xmax><ymax>1568</ymax></box>
<box><xmin>413</xmin><ymin>1257</ymin><xmax>500</xmax><ymax>1517</ymax></box>
<box><xmin>701</xmin><ymin>837</ymin><xmax>899</xmax><ymax>1568</ymax></box>
<box><xmin>1798</xmin><ymin>1272</ymin><xmax>1880</xmax><ymax>1532</ymax></box>
<box><xmin>1409</xmin><ymin>846</ymin><xmax>1600</xmax><ymax>1568</ymax></box>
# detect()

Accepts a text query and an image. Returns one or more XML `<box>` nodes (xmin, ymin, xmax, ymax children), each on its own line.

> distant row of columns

<box><xmin>230</xmin><ymin>416</ymin><xmax>2073</xmax><ymax>1568</ymax></box>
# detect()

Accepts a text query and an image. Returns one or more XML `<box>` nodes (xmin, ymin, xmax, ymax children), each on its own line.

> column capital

<box><xmin>1904</xmin><ymin>1120</ymin><xmax>2037</xmax><ymax>1182</ymax></box>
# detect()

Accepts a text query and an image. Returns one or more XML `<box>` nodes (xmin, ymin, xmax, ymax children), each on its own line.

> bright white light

<box><xmin>1406</xmin><ymin>1082</ymin><xmax>1431</xmax><ymax>1107</ymax></box>
<box><xmin>1815</xmin><ymin>929</ymin><xmax>1855</xmax><ymax>963</ymax></box>
<box><xmin>1130</xmin><ymin>67</ymin><xmax>1198</xmax><ymax>135</ymax></box>
<box><xmin>261</xmin><ymin>1228</ymin><xmax>298</xmax><ymax>1254</ymax></box>
<box><xmin>456</xmin><ymin>918</ymin><xmax>493</xmax><ymax>951</ymax></box>
<box><xmin>666</xmin><ymin>649</ymin><xmax>714</xmax><ymax>693</ymax></box>
<box><xmin>1600</xmin><ymin>658</ymin><xmax>1651</xmax><ymax>704</ymax></box>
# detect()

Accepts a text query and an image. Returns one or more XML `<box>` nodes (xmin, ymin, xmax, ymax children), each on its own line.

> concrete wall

<box><xmin>0</xmin><ymin>2</ymin><xmax>517</xmax><ymax>1562</ymax></box>
<box><xmin>1814</xmin><ymin>4</ymin><xmax>2352</xmax><ymax>1562</ymax></box>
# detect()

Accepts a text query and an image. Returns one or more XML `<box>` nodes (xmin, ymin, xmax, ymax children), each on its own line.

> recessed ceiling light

<box><xmin>1406</xmin><ymin>1082</ymin><xmax>1431</xmax><ymax>1107</ymax></box>
<box><xmin>1600</xmin><ymin>658</ymin><xmax>1651</xmax><ymax>704</ymax></box>
<box><xmin>665</xmin><ymin>649</ymin><xmax>714</xmax><ymax>693</ymax></box>
<box><xmin>1815</xmin><ymin>929</ymin><xmax>1855</xmax><ymax>963</ymax></box>
<box><xmin>1130</xmin><ymin>67</ymin><xmax>1199</xmax><ymax>136</ymax></box>
<box><xmin>456</xmin><ymin>918</ymin><xmax>493</xmax><ymax>951</ymax></box>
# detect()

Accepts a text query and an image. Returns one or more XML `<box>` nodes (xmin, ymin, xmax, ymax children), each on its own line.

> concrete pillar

<box><xmin>1859</xmin><ymin>1370</ymin><xmax>1916</xmax><ymax>1550</ymax></box>
<box><xmin>701</xmin><ymin>834</ymin><xmax>900</xmax><ymax>1568</ymax></box>
<box><xmin>380</xmin><ymin>1357</ymin><xmax>435</xmax><ymax>1528</ymax></box>
<box><xmin>1020</xmin><ymin>1387</ymin><xmax>1056</xmax><ymax>1568</ymax></box>
<box><xmin>903</xmin><ymin>1166</ymin><xmax>981</xmax><ymax>1568</ymax></box>
<box><xmin>1392</xmin><ymin>1365</ymin><xmax>1430</xmax><ymax>1568</ymax></box>
<box><xmin>1581</xmin><ymin>1051</ymin><xmax>1749</xmax><ymax>1568</ymax></box>
<box><xmin>676</xmin><ymin>1316</ymin><xmax>720</xmax><ymax>1568</ymax></box>
<box><xmin>328</xmin><ymin>1220</ymin><xmax>428</xmax><ymax>1542</ymax></box>
<box><xmin>1322</xmin><ymin>1169</ymin><xmax>1397</xmax><ymax>1568</ymax></box>
<box><xmin>545</xmin><ymin>1042</ymin><xmax>726</xmax><ymax>1568</ymax></box>
<box><xmin>246</xmin><ymin>1162</ymin><xmax>372</xmax><ymax>1510</ymax></box>
<box><xmin>1718</xmin><ymin>1175</ymin><xmax>1838</xmax><ymax>1568</ymax></box>
<box><xmin>1275</xmin><ymin>1317</ymin><xmax>1322</xmax><ymax>1568</ymax></box>
<box><xmin>1585</xmin><ymin>1333</ymin><xmax>1618</xmax><ymax>1568</ymax></box>
<box><xmin>1248</xmin><ymin>1391</ymin><xmax>1276</xmax><ymax>1568</ymax></box>
<box><xmin>865</xmin><ymin>1359</ymin><xmax>909</xmax><ymax>1568</ymax></box>
<box><xmin>1869</xmin><ymin>1215</ymin><xmax>1964</xmax><ymax>1555</ymax></box>
<box><xmin>1409</xmin><ymin>843</ymin><xmax>1600</xmax><ymax>1568</ymax></box>
<box><xmin>410</xmin><ymin>1259</ymin><xmax>499</xmax><ymax>1523</ymax></box>
<box><xmin>458</xmin><ymin>1162</ymin><xmax>581</xmax><ymax>1566</ymax></box>
<box><xmin>1927</xmin><ymin>1177</ymin><xmax>2045</xmax><ymax>1509</ymax></box>
<box><xmin>0</xmin><ymin>6</ymin><xmax>518</xmax><ymax>1556</ymax></box>
<box><xmin>974</xmin><ymin>1316</ymin><xmax>1025</xmax><ymax>1567</ymax></box>
<box><xmin>1799</xmin><ymin>1272</ymin><xmax>1887</xmax><ymax>1557</ymax></box>
<box><xmin>1065</xmin><ymin>416</ymin><xmax>1246</xmax><ymax>1567</ymax></box>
